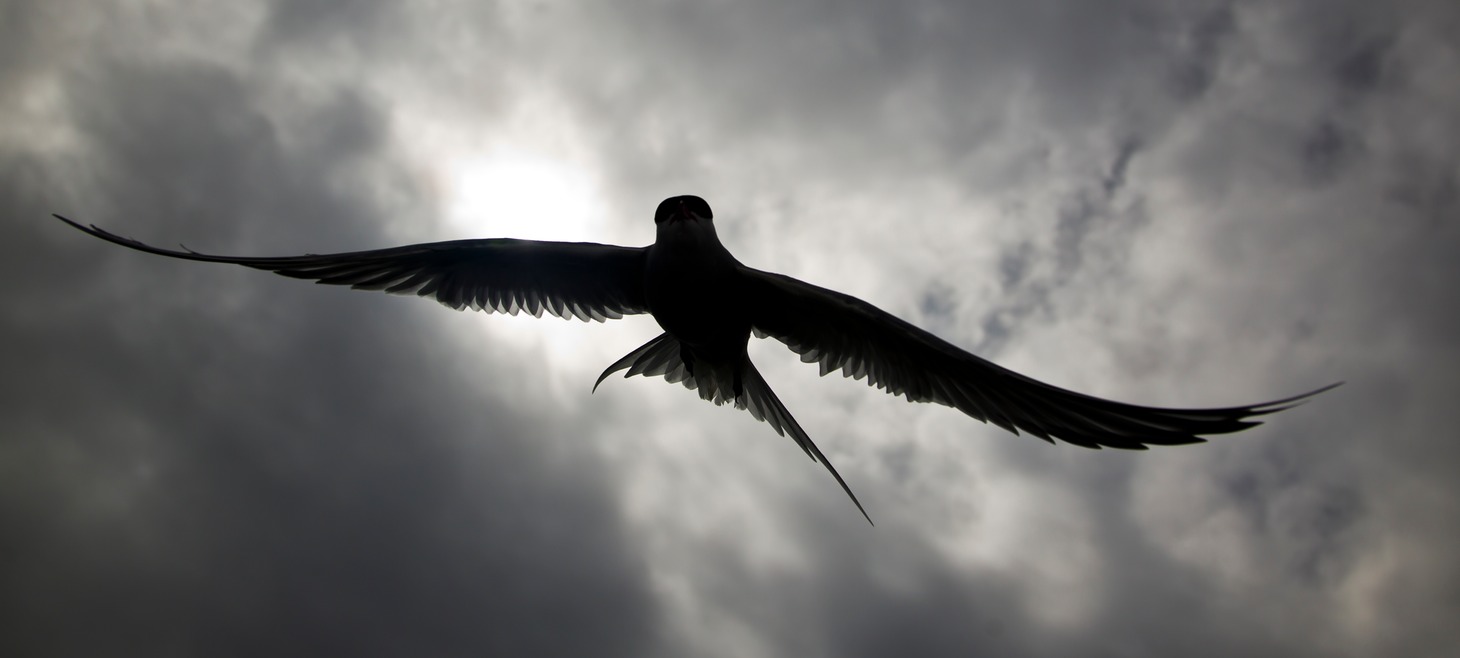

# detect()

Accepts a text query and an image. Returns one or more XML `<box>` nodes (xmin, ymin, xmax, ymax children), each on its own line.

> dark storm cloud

<box><xmin>1164</xmin><ymin>3</ymin><xmax>1237</xmax><ymax>102</ymax></box>
<box><xmin>532</xmin><ymin>0</ymin><xmax>1232</xmax><ymax>193</ymax></box>
<box><xmin>2</xmin><ymin>23</ymin><xmax>656</xmax><ymax>658</ymax></box>
<box><xmin>263</xmin><ymin>0</ymin><xmax>396</xmax><ymax>45</ymax></box>
<box><xmin>5</xmin><ymin>1</ymin><xmax>1460</xmax><ymax>657</ymax></box>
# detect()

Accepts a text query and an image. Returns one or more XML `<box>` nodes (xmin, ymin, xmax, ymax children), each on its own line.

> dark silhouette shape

<box><xmin>54</xmin><ymin>196</ymin><xmax>1338</xmax><ymax>523</ymax></box>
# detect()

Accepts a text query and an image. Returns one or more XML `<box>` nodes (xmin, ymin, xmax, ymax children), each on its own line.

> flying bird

<box><xmin>55</xmin><ymin>196</ymin><xmax>1337</xmax><ymax>524</ymax></box>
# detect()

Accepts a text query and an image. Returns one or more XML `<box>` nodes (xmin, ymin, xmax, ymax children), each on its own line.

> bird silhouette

<box><xmin>55</xmin><ymin>196</ymin><xmax>1337</xmax><ymax>523</ymax></box>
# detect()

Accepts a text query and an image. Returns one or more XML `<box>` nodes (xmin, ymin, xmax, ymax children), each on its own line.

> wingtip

<box><xmin>52</xmin><ymin>213</ymin><xmax>83</xmax><ymax>229</ymax></box>
<box><xmin>53</xmin><ymin>213</ymin><xmax>124</xmax><ymax>242</ymax></box>
<box><xmin>1252</xmin><ymin>381</ymin><xmax>1344</xmax><ymax>414</ymax></box>
<box><xmin>1300</xmin><ymin>381</ymin><xmax>1344</xmax><ymax>397</ymax></box>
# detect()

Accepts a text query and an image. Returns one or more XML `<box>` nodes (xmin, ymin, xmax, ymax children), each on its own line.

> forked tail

<box><xmin>597</xmin><ymin>333</ymin><xmax>873</xmax><ymax>524</ymax></box>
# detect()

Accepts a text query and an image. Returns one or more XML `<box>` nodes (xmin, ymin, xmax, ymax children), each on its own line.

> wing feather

<box><xmin>746</xmin><ymin>268</ymin><xmax>1338</xmax><ymax>449</ymax></box>
<box><xmin>55</xmin><ymin>215</ymin><xmax>649</xmax><ymax>322</ymax></box>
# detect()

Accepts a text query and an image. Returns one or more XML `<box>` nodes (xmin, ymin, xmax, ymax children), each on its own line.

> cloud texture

<box><xmin>3</xmin><ymin>1</ymin><xmax>1457</xmax><ymax>656</ymax></box>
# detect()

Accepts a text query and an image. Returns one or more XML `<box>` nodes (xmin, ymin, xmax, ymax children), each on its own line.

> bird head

<box><xmin>654</xmin><ymin>195</ymin><xmax>714</xmax><ymax>225</ymax></box>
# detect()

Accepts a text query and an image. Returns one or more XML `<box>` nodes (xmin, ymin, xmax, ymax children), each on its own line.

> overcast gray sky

<box><xmin>4</xmin><ymin>1</ymin><xmax>1458</xmax><ymax>656</ymax></box>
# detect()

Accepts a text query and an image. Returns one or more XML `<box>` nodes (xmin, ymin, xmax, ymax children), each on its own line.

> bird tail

<box><xmin>738</xmin><ymin>360</ymin><xmax>872</xmax><ymax>524</ymax></box>
<box><xmin>595</xmin><ymin>333</ymin><xmax>872</xmax><ymax>524</ymax></box>
<box><xmin>593</xmin><ymin>332</ymin><xmax>740</xmax><ymax>404</ymax></box>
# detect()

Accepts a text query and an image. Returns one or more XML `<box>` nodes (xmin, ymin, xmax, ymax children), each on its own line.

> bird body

<box><xmin>55</xmin><ymin>195</ymin><xmax>1338</xmax><ymax>524</ymax></box>
<box><xmin>644</xmin><ymin>198</ymin><xmax>751</xmax><ymax>368</ymax></box>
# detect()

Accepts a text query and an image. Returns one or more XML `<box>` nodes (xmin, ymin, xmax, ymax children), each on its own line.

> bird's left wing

<box><xmin>745</xmin><ymin>267</ymin><xmax>1337</xmax><ymax>449</ymax></box>
<box><xmin>55</xmin><ymin>215</ymin><xmax>649</xmax><ymax>321</ymax></box>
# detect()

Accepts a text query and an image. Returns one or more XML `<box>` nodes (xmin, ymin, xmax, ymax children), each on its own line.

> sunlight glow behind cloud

<box><xmin>443</xmin><ymin>150</ymin><xmax>601</xmax><ymax>242</ymax></box>
<box><xmin>437</xmin><ymin>147</ymin><xmax>634</xmax><ymax>397</ymax></box>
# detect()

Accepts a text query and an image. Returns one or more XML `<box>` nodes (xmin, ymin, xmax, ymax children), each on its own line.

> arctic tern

<box><xmin>55</xmin><ymin>195</ymin><xmax>1337</xmax><ymax>523</ymax></box>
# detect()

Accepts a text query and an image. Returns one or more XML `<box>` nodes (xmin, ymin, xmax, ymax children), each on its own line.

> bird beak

<box><xmin>676</xmin><ymin>201</ymin><xmax>699</xmax><ymax>223</ymax></box>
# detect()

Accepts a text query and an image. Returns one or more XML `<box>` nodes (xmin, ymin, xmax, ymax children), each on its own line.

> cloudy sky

<box><xmin>4</xmin><ymin>0</ymin><xmax>1458</xmax><ymax>655</ymax></box>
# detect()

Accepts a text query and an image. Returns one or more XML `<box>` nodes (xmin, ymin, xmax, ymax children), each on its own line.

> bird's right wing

<box><xmin>55</xmin><ymin>215</ymin><xmax>649</xmax><ymax>322</ymax></box>
<box><xmin>745</xmin><ymin>267</ymin><xmax>1338</xmax><ymax>449</ymax></box>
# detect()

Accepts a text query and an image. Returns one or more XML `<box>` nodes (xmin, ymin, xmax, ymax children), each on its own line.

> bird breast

<box><xmin>644</xmin><ymin>220</ymin><xmax>751</xmax><ymax>349</ymax></box>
